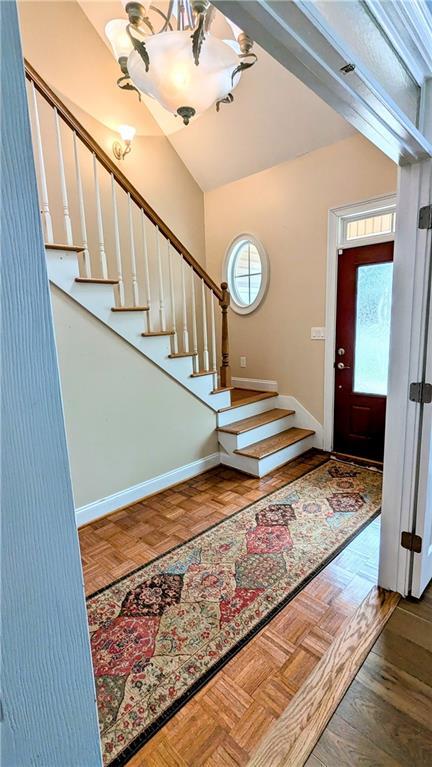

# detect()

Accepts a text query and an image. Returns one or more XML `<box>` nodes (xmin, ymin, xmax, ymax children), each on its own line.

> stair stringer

<box><xmin>46</xmin><ymin>248</ymin><xmax>231</xmax><ymax>411</ymax></box>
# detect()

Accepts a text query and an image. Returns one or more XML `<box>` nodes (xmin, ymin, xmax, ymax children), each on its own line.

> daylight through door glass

<box><xmin>354</xmin><ymin>262</ymin><xmax>393</xmax><ymax>395</ymax></box>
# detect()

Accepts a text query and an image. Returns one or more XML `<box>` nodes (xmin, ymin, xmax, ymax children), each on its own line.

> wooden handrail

<box><xmin>24</xmin><ymin>59</ymin><xmax>223</xmax><ymax>301</ymax></box>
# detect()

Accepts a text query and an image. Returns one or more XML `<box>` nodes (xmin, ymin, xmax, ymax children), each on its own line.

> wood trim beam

<box><xmin>25</xmin><ymin>60</ymin><xmax>222</xmax><ymax>301</ymax></box>
<box><xmin>248</xmin><ymin>585</ymin><xmax>400</xmax><ymax>767</ymax></box>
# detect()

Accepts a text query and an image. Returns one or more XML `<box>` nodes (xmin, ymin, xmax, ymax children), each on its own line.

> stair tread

<box><xmin>234</xmin><ymin>427</ymin><xmax>315</xmax><ymax>459</ymax></box>
<box><xmin>169</xmin><ymin>352</ymin><xmax>196</xmax><ymax>358</ymax></box>
<box><xmin>191</xmin><ymin>370</ymin><xmax>217</xmax><ymax>378</ymax></box>
<box><xmin>112</xmin><ymin>305</ymin><xmax>149</xmax><ymax>312</ymax></box>
<box><xmin>142</xmin><ymin>330</ymin><xmax>174</xmax><ymax>337</ymax></box>
<box><xmin>45</xmin><ymin>243</ymin><xmax>85</xmax><ymax>252</ymax></box>
<box><xmin>76</xmin><ymin>277</ymin><xmax>118</xmax><ymax>285</ymax></box>
<box><xmin>218</xmin><ymin>408</ymin><xmax>295</xmax><ymax>435</ymax></box>
<box><xmin>219</xmin><ymin>391</ymin><xmax>278</xmax><ymax>413</ymax></box>
<box><xmin>211</xmin><ymin>386</ymin><xmax>235</xmax><ymax>394</ymax></box>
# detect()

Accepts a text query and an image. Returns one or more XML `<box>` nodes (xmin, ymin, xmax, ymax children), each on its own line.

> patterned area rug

<box><xmin>87</xmin><ymin>459</ymin><xmax>382</xmax><ymax>766</ymax></box>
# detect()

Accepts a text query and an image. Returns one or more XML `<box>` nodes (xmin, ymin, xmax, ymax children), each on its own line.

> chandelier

<box><xmin>105</xmin><ymin>1</ymin><xmax>257</xmax><ymax>125</ymax></box>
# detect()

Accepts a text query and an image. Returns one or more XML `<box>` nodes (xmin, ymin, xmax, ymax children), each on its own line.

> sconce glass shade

<box><xmin>105</xmin><ymin>19</ymin><xmax>134</xmax><ymax>61</ymax></box>
<box><xmin>127</xmin><ymin>31</ymin><xmax>240</xmax><ymax>117</ymax></box>
<box><xmin>118</xmin><ymin>124</ymin><xmax>136</xmax><ymax>142</ymax></box>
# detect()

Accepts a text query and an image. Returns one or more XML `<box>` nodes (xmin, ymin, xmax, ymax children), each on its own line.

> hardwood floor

<box><xmin>308</xmin><ymin>582</ymin><xmax>432</xmax><ymax>767</ymax></box>
<box><xmin>79</xmin><ymin>449</ymin><xmax>385</xmax><ymax>766</ymax></box>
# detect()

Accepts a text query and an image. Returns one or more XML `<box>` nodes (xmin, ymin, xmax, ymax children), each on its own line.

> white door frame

<box><xmin>323</xmin><ymin>193</ymin><xmax>397</xmax><ymax>452</ymax></box>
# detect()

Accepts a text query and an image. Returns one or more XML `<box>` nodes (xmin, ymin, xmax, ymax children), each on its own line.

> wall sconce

<box><xmin>113</xmin><ymin>124</ymin><xmax>136</xmax><ymax>160</ymax></box>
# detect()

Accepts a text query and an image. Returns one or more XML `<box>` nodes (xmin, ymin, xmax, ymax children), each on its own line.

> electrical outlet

<box><xmin>311</xmin><ymin>327</ymin><xmax>325</xmax><ymax>340</ymax></box>
<box><xmin>240</xmin><ymin>356</ymin><xmax>247</xmax><ymax>368</ymax></box>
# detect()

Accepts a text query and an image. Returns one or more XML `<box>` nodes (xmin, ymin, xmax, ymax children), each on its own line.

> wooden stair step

<box><xmin>211</xmin><ymin>386</ymin><xmax>235</xmax><ymax>394</ymax></box>
<box><xmin>142</xmin><ymin>330</ymin><xmax>174</xmax><ymax>337</ymax></box>
<box><xmin>169</xmin><ymin>352</ymin><xmax>196</xmax><ymax>359</ymax></box>
<box><xmin>111</xmin><ymin>305</ymin><xmax>149</xmax><ymax>312</ymax></box>
<box><xmin>219</xmin><ymin>391</ymin><xmax>278</xmax><ymax>413</ymax></box>
<box><xmin>75</xmin><ymin>277</ymin><xmax>118</xmax><ymax>285</ymax></box>
<box><xmin>218</xmin><ymin>408</ymin><xmax>295</xmax><ymax>435</ymax></box>
<box><xmin>234</xmin><ymin>427</ymin><xmax>315</xmax><ymax>459</ymax></box>
<box><xmin>45</xmin><ymin>243</ymin><xmax>85</xmax><ymax>252</ymax></box>
<box><xmin>191</xmin><ymin>370</ymin><xmax>217</xmax><ymax>378</ymax></box>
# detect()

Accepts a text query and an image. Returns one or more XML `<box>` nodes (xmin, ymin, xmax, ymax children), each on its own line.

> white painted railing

<box><xmin>25</xmin><ymin>61</ymin><xmax>232</xmax><ymax>388</ymax></box>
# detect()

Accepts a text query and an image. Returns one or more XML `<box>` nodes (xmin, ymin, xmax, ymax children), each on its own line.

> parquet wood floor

<box><xmin>79</xmin><ymin>449</ymin><xmax>381</xmax><ymax>766</ymax></box>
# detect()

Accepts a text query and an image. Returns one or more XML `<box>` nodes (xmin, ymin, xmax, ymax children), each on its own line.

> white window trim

<box><xmin>224</xmin><ymin>234</ymin><xmax>269</xmax><ymax>315</ymax></box>
<box><xmin>323</xmin><ymin>193</ymin><xmax>397</xmax><ymax>452</ymax></box>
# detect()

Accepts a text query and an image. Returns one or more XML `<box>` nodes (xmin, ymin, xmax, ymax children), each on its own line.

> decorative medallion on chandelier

<box><xmin>105</xmin><ymin>0</ymin><xmax>257</xmax><ymax>125</ymax></box>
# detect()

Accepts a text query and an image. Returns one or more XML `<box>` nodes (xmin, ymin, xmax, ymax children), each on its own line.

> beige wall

<box><xmin>51</xmin><ymin>287</ymin><xmax>218</xmax><ymax>508</ymax></box>
<box><xmin>204</xmin><ymin>135</ymin><xmax>398</xmax><ymax>422</ymax></box>
<box><xmin>18</xmin><ymin>0</ymin><xmax>205</xmax><ymax>261</ymax></box>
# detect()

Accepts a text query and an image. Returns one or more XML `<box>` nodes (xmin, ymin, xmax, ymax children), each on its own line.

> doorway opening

<box><xmin>324</xmin><ymin>195</ymin><xmax>397</xmax><ymax>458</ymax></box>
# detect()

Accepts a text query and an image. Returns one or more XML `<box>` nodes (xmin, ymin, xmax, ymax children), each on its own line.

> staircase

<box><xmin>26</xmin><ymin>61</ymin><xmax>317</xmax><ymax>479</ymax></box>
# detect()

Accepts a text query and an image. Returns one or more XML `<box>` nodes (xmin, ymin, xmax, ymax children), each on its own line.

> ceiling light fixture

<box><xmin>105</xmin><ymin>1</ymin><xmax>257</xmax><ymax>125</ymax></box>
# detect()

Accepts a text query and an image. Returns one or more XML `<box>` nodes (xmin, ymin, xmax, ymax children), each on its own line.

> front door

<box><xmin>333</xmin><ymin>241</ymin><xmax>394</xmax><ymax>461</ymax></box>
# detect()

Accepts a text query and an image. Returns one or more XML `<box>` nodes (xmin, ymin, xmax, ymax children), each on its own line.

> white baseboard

<box><xmin>75</xmin><ymin>452</ymin><xmax>221</xmax><ymax>527</ymax></box>
<box><xmin>232</xmin><ymin>377</ymin><xmax>278</xmax><ymax>392</ymax></box>
<box><xmin>277</xmin><ymin>394</ymin><xmax>324</xmax><ymax>449</ymax></box>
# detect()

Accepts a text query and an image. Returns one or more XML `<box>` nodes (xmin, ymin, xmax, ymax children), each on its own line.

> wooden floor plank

<box><xmin>313</xmin><ymin>711</ymin><xmax>401</xmax><ymax>767</ymax></box>
<box><xmin>248</xmin><ymin>586</ymin><xmax>400</xmax><ymax>767</ymax></box>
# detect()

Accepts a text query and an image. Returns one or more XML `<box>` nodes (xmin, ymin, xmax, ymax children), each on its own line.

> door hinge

<box><xmin>409</xmin><ymin>382</ymin><xmax>432</xmax><ymax>403</ymax></box>
<box><xmin>401</xmin><ymin>531</ymin><xmax>422</xmax><ymax>553</ymax></box>
<box><xmin>419</xmin><ymin>204</ymin><xmax>432</xmax><ymax>230</ymax></box>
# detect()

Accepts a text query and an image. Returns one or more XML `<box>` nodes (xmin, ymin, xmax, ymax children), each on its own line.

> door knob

<box><xmin>337</xmin><ymin>362</ymin><xmax>351</xmax><ymax>369</ymax></box>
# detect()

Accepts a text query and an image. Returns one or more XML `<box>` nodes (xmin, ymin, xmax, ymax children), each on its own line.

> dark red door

<box><xmin>333</xmin><ymin>241</ymin><xmax>394</xmax><ymax>461</ymax></box>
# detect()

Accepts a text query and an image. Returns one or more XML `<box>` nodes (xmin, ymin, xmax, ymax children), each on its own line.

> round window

<box><xmin>224</xmin><ymin>235</ymin><xmax>269</xmax><ymax>314</ymax></box>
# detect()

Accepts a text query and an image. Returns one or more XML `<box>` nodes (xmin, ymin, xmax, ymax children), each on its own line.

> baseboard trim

<box><xmin>75</xmin><ymin>452</ymin><xmax>221</xmax><ymax>528</ymax></box>
<box><xmin>232</xmin><ymin>377</ymin><xmax>278</xmax><ymax>392</ymax></box>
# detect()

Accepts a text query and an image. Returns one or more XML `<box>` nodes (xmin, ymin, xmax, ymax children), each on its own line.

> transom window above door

<box><xmin>225</xmin><ymin>235</ymin><xmax>269</xmax><ymax>314</ymax></box>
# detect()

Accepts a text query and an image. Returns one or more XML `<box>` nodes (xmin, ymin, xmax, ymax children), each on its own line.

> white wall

<box><xmin>51</xmin><ymin>286</ymin><xmax>218</xmax><ymax>510</ymax></box>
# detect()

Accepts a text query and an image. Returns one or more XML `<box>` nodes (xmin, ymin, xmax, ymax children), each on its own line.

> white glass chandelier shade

<box><xmin>127</xmin><ymin>30</ymin><xmax>240</xmax><ymax>116</ymax></box>
<box><xmin>105</xmin><ymin>19</ymin><xmax>133</xmax><ymax>61</ymax></box>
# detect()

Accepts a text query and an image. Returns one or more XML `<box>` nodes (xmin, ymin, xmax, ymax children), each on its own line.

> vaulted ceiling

<box><xmin>73</xmin><ymin>1</ymin><xmax>356</xmax><ymax>190</ymax></box>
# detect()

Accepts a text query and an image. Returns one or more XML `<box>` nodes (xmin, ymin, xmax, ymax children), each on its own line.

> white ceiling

<box><xmin>79</xmin><ymin>1</ymin><xmax>355</xmax><ymax>191</ymax></box>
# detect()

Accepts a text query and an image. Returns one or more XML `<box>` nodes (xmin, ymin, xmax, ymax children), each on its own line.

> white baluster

<box><xmin>111</xmin><ymin>175</ymin><xmax>125</xmax><ymax>306</ymax></box>
<box><xmin>190</xmin><ymin>269</ymin><xmax>199</xmax><ymax>373</ymax></box>
<box><xmin>210</xmin><ymin>291</ymin><xmax>217</xmax><ymax>389</ymax></box>
<box><xmin>127</xmin><ymin>193</ymin><xmax>139</xmax><ymax>306</ymax></box>
<box><xmin>141</xmin><ymin>211</ymin><xmax>152</xmax><ymax>331</ymax></box>
<box><xmin>181</xmin><ymin>260</ymin><xmax>189</xmax><ymax>353</ymax></box>
<box><xmin>73</xmin><ymin>132</ymin><xmax>90</xmax><ymax>278</ymax></box>
<box><xmin>201</xmin><ymin>279</ymin><xmax>209</xmax><ymax>372</ymax></box>
<box><xmin>30</xmin><ymin>82</ymin><xmax>53</xmax><ymax>243</ymax></box>
<box><xmin>167</xmin><ymin>243</ymin><xmax>178</xmax><ymax>353</ymax></box>
<box><xmin>92</xmin><ymin>154</ymin><xmax>108</xmax><ymax>278</ymax></box>
<box><xmin>155</xmin><ymin>226</ymin><xmax>166</xmax><ymax>331</ymax></box>
<box><xmin>54</xmin><ymin>108</ymin><xmax>73</xmax><ymax>245</ymax></box>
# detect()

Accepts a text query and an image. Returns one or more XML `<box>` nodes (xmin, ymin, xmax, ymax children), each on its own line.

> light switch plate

<box><xmin>240</xmin><ymin>356</ymin><xmax>247</xmax><ymax>368</ymax></box>
<box><xmin>311</xmin><ymin>327</ymin><xmax>325</xmax><ymax>340</ymax></box>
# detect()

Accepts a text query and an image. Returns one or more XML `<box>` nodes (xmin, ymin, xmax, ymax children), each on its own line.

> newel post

<box><xmin>219</xmin><ymin>282</ymin><xmax>231</xmax><ymax>388</ymax></box>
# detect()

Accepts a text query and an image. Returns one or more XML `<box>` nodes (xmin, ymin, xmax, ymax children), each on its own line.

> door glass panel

<box><xmin>354</xmin><ymin>262</ymin><xmax>393</xmax><ymax>395</ymax></box>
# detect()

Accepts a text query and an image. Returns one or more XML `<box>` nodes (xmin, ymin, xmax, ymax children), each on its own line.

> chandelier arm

<box><xmin>117</xmin><ymin>73</ymin><xmax>142</xmax><ymax>101</ymax></box>
<box><xmin>231</xmin><ymin>51</ymin><xmax>257</xmax><ymax>87</ymax></box>
<box><xmin>148</xmin><ymin>4</ymin><xmax>174</xmax><ymax>33</ymax></box>
<box><xmin>126</xmin><ymin>23</ymin><xmax>150</xmax><ymax>71</ymax></box>
<box><xmin>204</xmin><ymin>4</ymin><xmax>216</xmax><ymax>31</ymax></box>
<box><xmin>216</xmin><ymin>92</ymin><xmax>234</xmax><ymax>112</ymax></box>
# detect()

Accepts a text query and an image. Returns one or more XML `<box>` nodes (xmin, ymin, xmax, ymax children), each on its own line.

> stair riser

<box><xmin>217</xmin><ymin>397</ymin><xmax>279</xmax><ymax>427</ymax></box>
<box><xmin>220</xmin><ymin>434</ymin><xmax>315</xmax><ymax>477</ymax></box>
<box><xmin>47</xmin><ymin>250</ymin><xmax>231</xmax><ymax>410</ymax></box>
<box><xmin>218</xmin><ymin>414</ymin><xmax>296</xmax><ymax>453</ymax></box>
